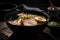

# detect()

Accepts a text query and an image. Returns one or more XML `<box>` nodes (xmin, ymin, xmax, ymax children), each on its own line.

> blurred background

<box><xmin>0</xmin><ymin>0</ymin><xmax>60</xmax><ymax>7</ymax></box>
<box><xmin>0</xmin><ymin>0</ymin><xmax>59</xmax><ymax>19</ymax></box>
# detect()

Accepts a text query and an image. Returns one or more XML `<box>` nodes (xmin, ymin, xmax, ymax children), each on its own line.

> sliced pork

<box><xmin>23</xmin><ymin>18</ymin><xmax>38</xmax><ymax>26</ymax></box>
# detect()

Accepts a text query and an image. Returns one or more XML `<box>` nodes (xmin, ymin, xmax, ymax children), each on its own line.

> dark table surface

<box><xmin>0</xmin><ymin>21</ymin><xmax>60</xmax><ymax>40</ymax></box>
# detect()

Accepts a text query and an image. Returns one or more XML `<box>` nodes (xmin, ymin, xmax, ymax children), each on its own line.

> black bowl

<box><xmin>4</xmin><ymin>5</ymin><xmax>49</xmax><ymax>33</ymax></box>
<box><xmin>0</xmin><ymin>3</ymin><xmax>17</xmax><ymax>11</ymax></box>
<box><xmin>0</xmin><ymin>3</ymin><xmax>17</xmax><ymax>21</ymax></box>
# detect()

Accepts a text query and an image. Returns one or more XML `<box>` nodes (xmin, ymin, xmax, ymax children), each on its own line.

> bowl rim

<box><xmin>0</xmin><ymin>3</ymin><xmax>17</xmax><ymax>11</ymax></box>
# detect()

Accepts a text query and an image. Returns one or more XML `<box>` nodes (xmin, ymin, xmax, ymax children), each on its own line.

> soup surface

<box><xmin>8</xmin><ymin>12</ymin><xmax>47</xmax><ymax>26</ymax></box>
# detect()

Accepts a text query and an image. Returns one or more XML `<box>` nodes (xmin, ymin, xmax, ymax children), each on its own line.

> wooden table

<box><xmin>0</xmin><ymin>22</ymin><xmax>13</xmax><ymax>37</ymax></box>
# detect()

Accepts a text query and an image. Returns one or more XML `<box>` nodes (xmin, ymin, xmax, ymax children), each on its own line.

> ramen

<box><xmin>8</xmin><ymin>12</ymin><xmax>47</xmax><ymax>26</ymax></box>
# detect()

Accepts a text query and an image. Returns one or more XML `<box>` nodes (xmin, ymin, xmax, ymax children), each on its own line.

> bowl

<box><xmin>4</xmin><ymin>5</ymin><xmax>49</xmax><ymax>33</ymax></box>
<box><xmin>0</xmin><ymin>3</ymin><xmax>17</xmax><ymax>21</ymax></box>
<box><xmin>48</xmin><ymin>7</ymin><xmax>60</xmax><ymax>18</ymax></box>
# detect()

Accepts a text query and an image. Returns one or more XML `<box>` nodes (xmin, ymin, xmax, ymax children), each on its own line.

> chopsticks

<box><xmin>49</xmin><ymin>0</ymin><xmax>55</xmax><ymax>10</ymax></box>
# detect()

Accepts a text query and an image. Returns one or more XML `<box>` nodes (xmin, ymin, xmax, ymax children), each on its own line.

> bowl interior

<box><xmin>5</xmin><ymin>10</ymin><xmax>49</xmax><ymax>27</ymax></box>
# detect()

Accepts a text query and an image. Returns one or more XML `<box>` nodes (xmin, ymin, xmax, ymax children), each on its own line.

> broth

<box><xmin>8</xmin><ymin>12</ymin><xmax>47</xmax><ymax>26</ymax></box>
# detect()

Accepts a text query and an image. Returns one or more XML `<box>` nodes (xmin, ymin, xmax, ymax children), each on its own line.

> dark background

<box><xmin>0</xmin><ymin>0</ymin><xmax>60</xmax><ymax>12</ymax></box>
<box><xmin>0</xmin><ymin>0</ymin><xmax>60</xmax><ymax>7</ymax></box>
